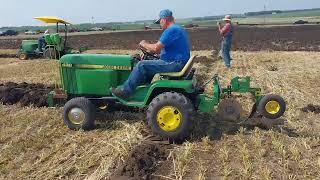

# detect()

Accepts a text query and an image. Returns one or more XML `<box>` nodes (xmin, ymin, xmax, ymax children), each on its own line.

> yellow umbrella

<box><xmin>34</xmin><ymin>16</ymin><xmax>71</xmax><ymax>24</ymax></box>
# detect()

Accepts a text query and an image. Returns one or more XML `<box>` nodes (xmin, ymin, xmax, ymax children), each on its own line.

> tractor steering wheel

<box><xmin>140</xmin><ymin>46</ymin><xmax>159</xmax><ymax>60</ymax></box>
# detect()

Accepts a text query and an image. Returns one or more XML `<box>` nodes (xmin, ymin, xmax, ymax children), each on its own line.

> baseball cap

<box><xmin>154</xmin><ymin>9</ymin><xmax>173</xmax><ymax>24</ymax></box>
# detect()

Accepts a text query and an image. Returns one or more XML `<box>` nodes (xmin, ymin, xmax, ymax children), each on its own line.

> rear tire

<box><xmin>257</xmin><ymin>94</ymin><xmax>286</xmax><ymax>119</ymax></box>
<box><xmin>63</xmin><ymin>97</ymin><xmax>96</xmax><ymax>130</ymax></box>
<box><xmin>18</xmin><ymin>51</ymin><xmax>28</xmax><ymax>60</ymax></box>
<box><xmin>43</xmin><ymin>47</ymin><xmax>58</xmax><ymax>59</ymax></box>
<box><xmin>147</xmin><ymin>92</ymin><xmax>194</xmax><ymax>141</ymax></box>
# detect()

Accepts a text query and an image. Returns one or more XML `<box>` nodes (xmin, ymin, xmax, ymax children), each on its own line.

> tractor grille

<box><xmin>61</xmin><ymin>66</ymin><xmax>78</xmax><ymax>94</ymax></box>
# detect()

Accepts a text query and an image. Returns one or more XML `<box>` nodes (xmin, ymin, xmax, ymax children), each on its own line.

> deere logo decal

<box><xmin>61</xmin><ymin>64</ymin><xmax>131</xmax><ymax>70</ymax></box>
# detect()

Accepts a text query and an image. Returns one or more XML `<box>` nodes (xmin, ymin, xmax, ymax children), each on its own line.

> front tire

<box><xmin>63</xmin><ymin>97</ymin><xmax>96</xmax><ymax>130</ymax></box>
<box><xmin>147</xmin><ymin>92</ymin><xmax>194</xmax><ymax>141</ymax></box>
<box><xmin>257</xmin><ymin>94</ymin><xmax>286</xmax><ymax>119</ymax></box>
<box><xmin>18</xmin><ymin>51</ymin><xmax>28</xmax><ymax>60</ymax></box>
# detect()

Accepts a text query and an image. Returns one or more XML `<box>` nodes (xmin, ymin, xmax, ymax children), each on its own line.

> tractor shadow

<box><xmin>191</xmin><ymin>112</ymin><xmax>241</xmax><ymax>141</ymax></box>
<box><xmin>93</xmin><ymin>107</ymin><xmax>299</xmax><ymax>141</ymax></box>
<box><xmin>190</xmin><ymin>112</ymin><xmax>298</xmax><ymax>141</ymax></box>
<box><xmin>94</xmin><ymin>107</ymin><xmax>146</xmax><ymax>131</ymax></box>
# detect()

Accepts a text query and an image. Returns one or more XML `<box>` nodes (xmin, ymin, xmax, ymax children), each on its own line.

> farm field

<box><xmin>0</xmin><ymin>25</ymin><xmax>320</xmax><ymax>52</ymax></box>
<box><xmin>0</xmin><ymin>47</ymin><xmax>320</xmax><ymax>179</ymax></box>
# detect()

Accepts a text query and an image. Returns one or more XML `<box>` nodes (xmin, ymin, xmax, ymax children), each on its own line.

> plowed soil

<box><xmin>111</xmin><ymin>142</ymin><xmax>171</xmax><ymax>180</ymax></box>
<box><xmin>0</xmin><ymin>25</ymin><xmax>319</xmax><ymax>51</ymax></box>
<box><xmin>301</xmin><ymin>104</ymin><xmax>320</xmax><ymax>114</ymax></box>
<box><xmin>0</xmin><ymin>82</ymin><xmax>53</xmax><ymax>107</ymax></box>
<box><xmin>0</xmin><ymin>54</ymin><xmax>16</xmax><ymax>58</ymax></box>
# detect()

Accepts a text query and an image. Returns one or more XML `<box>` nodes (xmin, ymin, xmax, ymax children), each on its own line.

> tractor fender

<box><xmin>144</xmin><ymin>80</ymin><xmax>196</xmax><ymax>105</ymax></box>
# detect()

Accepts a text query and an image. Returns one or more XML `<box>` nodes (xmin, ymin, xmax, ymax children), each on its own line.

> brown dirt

<box><xmin>1</xmin><ymin>25</ymin><xmax>320</xmax><ymax>51</ymax></box>
<box><xmin>193</xmin><ymin>56</ymin><xmax>216</xmax><ymax>85</ymax></box>
<box><xmin>194</xmin><ymin>55</ymin><xmax>216</xmax><ymax>64</ymax></box>
<box><xmin>0</xmin><ymin>54</ymin><xmax>17</xmax><ymax>58</ymax></box>
<box><xmin>0</xmin><ymin>82</ymin><xmax>53</xmax><ymax>107</ymax></box>
<box><xmin>111</xmin><ymin>142</ymin><xmax>172</xmax><ymax>180</ymax></box>
<box><xmin>301</xmin><ymin>104</ymin><xmax>320</xmax><ymax>114</ymax></box>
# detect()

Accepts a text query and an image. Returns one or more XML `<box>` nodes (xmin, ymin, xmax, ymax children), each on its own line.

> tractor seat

<box><xmin>159</xmin><ymin>55</ymin><xmax>196</xmax><ymax>77</ymax></box>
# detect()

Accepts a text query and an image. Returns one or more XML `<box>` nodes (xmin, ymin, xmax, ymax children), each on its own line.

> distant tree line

<box><xmin>244</xmin><ymin>8</ymin><xmax>320</xmax><ymax>16</ymax></box>
<box><xmin>192</xmin><ymin>14</ymin><xmax>244</xmax><ymax>21</ymax></box>
<box><xmin>245</xmin><ymin>10</ymin><xmax>282</xmax><ymax>16</ymax></box>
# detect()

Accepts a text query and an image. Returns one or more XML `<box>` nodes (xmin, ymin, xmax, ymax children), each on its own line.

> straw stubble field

<box><xmin>0</xmin><ymin>50</ymin><xmax>320</xmax><ymax>179</ymax></box>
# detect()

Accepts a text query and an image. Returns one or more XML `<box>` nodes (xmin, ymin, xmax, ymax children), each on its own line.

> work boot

<box><xmin>111</xmin><ymin>88</ymin><xmax>130</xmax><ymax>100</ymax></box>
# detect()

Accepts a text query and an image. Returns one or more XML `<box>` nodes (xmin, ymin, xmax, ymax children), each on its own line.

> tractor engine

<box><xmin>59</xmin><ymin>54</ymin><xmax>133</xmax><ymax>97</ymax></box>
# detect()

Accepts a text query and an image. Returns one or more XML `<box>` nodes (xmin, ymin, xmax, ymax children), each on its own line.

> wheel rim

<box><xmin>19</xmin><ymin>54</ymin><xmax>27</xmax><ymax>60</ymax></box>
<box><xmin>68</xmin><ymin>107</ymin><xmax>85</xmax><ymax>124</ymax></box>
<box><xmin>265</xmin><ymin>101</ymin><xmax>281</xmax><ymax>115</ymax></box>
<box><xmin>99</xmin><ymin>103</ymin><xmax>108</xmax><ymax>110</ymax></box>
<box><xmin>157</xmin><ymin>106</ymin><xmax>182</xmax><ymax>132</ymax></box>
<box><xmin>99</xmin><ymin>105</ymin><xmax>108</xmax><ymax>110</ymax></box>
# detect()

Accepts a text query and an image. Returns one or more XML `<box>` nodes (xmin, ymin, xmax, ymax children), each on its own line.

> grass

<box><xmin>0</xmin><ymin>49</ymin><xmax>17</xmax><ymax>55</ymax></box>
<box><xmin>0</xmin><ymin>105</ymin><xmax>146</xmax><ymax>179</ymax></box>
<box><xmin>262</xmin><ymin>9</ymin><xmax>320</xmax><ymax>18</ymax></box>
<box><xmin>1</xmin><ymin>50</ymin><xmax>320</xmax><ymax>179</ymax></box>
<box><xmin>0</xmin><ymin>58</ymin><xmax>59</xmax><ymax>84</ymax></box>
<box><xmin>235</xmin><ymin>16</ymin><xmax>320</xmax><ymax>24</ymax></box>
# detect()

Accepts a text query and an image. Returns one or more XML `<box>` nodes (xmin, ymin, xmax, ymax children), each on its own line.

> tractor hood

<box><xmin>60</xmin><ymin>54</ymin><xmax>133</xmax><ymax>67</ymax></box>
<box><xmin>59</xmin><ymin>54</ymin><xmax>133</xmax><ymax>96</ymax></box>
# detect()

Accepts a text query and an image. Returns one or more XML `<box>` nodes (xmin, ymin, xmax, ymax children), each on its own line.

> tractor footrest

<box><xmin>52</xmin><ymin>89</ymin><xmax>68</xmax><ymax>99</ymax></box>
<box><xmin>48</xmin><ymin>89</ymin><xmax>67</xmax><ymax>107</ymax></box>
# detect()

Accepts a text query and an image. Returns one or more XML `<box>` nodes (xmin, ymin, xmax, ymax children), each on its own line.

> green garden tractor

<box><xmin>48</xmin><ymin>50</ymin><xmax>286</xmax><ymax>141</ymax></box>
<box><xmin>18</xmin><ymin>16</ymin><xmax>72</xmax><ymax>60</ymax></box>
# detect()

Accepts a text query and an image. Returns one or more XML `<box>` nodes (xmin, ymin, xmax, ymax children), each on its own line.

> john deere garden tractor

<box><xmin>48</xmin><ymin>49</ymin><xmax>286</xmax><ymax>141</ymax></box>
<box><xmin>18</xmin><ymin>16</ymin><xmax>72</xmax><ymax>60</ymax></box>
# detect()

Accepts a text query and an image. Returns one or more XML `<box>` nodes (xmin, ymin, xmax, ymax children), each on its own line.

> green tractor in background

<box><xmin>48</xmin><ymin>49</ymin><xmax>286</xmax><ymax>141</ymax></box>
<box><xmin>18</xmin><ymin>16</ymin><xmax>73</xmax><ymax>60</ymax></box>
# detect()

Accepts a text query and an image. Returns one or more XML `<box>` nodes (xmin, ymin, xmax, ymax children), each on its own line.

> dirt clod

<box><xmin>0</xmin><ymin>54</ymin><xmax>17</xmax><ymax>58</ymax></box>
<box><xmin>112</xmin><ymin>142</ymin><xmax>171</xmax><ymax>180</ymax></box>
<box><xmin>267</xmin><ymin>64</ymin><xmax>278</xmax><ymax>71</ymax></box>
<box><xmin>0</xmin><ymin>82</ymin><xmax>53</xmax><ymax>107</ymax></box>
<box><xmin>194</xmin><ymin>56</ymin><xmax>215</xmax><ymax>64</ymax></box>
<box><xmin>301</xmin><ymin>104</ymin><xmax>320</xmax><ymax>114</ymax></box>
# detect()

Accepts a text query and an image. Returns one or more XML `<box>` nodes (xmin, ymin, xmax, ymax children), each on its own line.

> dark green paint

<box><xmin>20</xmin><ymin>40</ymin><xmax>38</xmax><ymax>53</ymax></box>
<box><xmin>59</xmin><ymin>54</ymin><xmax>132</xmax><ymax>96</ymax></box>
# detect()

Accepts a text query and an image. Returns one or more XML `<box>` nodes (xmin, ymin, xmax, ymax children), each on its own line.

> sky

<box><xmin>0</xmin><ymin>0</ymin><xmax>319</xmax><ymax>27</ymax></box>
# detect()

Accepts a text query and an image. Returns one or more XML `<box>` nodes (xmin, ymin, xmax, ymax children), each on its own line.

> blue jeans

<box><xmin>221</xmin><ymin>38</ymin><xmax>232</xmax><ymax>68</ymax></box>
<box><xmin>123</xmin><ymin>60</ymin><xmax>185</xmax><ymax>95</ymax></box>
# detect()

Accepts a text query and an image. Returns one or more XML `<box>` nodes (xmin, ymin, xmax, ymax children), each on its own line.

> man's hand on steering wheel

<box><xmin>139</xmin><ymin>40</ymin><xmax>159</xmax><ymax>60</ymax></box>
<box><xmin>139</xmin><ymin>47</ymin><xmax>159</xmax><ymax>60</ymax></box>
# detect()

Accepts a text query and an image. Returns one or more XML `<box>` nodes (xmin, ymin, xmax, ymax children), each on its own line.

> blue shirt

<box><xmin>159</xmin><ymin>24</ymin><xmax>190</xmax><ymax>63</ymax></box>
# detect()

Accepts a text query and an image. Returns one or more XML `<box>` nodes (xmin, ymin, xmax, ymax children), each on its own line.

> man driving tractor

<box><xmin>112</xmin><ymin>9</ymin><xmax>191</xmax><ymax>99</ymax></box>
<box><xmin>35</xmin><ymin>29</ymin><xmax>49</xmax><ymax>53</ymax></box>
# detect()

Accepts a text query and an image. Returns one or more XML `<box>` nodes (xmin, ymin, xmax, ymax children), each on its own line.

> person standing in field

<box><xmin>217</xmin><ymin>15</ymin><xmax>233</xmax><ymax>68</ymax></box>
